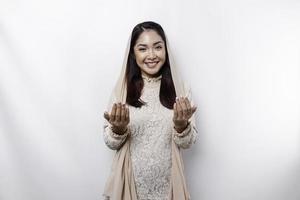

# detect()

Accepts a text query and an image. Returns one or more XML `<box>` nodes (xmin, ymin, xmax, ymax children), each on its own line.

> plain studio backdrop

<box><xmin>0</xmin><ymin>0</ymin><xmax>299</xmax><ymax>200</ymax></box>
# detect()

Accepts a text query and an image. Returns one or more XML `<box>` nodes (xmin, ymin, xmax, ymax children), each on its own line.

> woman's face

<box><xmin>134</xmin><ymin>30</ymin><xmax>166</xmax><ymax>78</ymax></box>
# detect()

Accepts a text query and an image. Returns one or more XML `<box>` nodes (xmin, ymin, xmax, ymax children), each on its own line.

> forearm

<box><xmin>103</xmin><ymin>124</ymin><xmax>129</xmax><ymax>150</ymax></box>
<box><xmin>172</xmin><ymin>122</ymin><xmax>198</xmax><ymax>149</ymax></box>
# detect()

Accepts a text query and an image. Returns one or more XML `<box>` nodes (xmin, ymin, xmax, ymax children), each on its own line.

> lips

<box><xmin>145</xmin><ymin>61</ymin><xmax>159</xmax><ymax>68</ymax></box>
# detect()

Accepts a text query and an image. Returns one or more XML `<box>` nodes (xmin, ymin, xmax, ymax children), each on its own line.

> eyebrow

<box><xmin>136</xmin><ymin>41</ymin><xmax>163</xmax><ymax>47</ymax></box>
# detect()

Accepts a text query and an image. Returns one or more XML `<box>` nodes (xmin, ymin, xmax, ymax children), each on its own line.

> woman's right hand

<box><xmin>104</xmin><ymin>103</ymin><xmax>130</xmax><ymax>135</ymax></box>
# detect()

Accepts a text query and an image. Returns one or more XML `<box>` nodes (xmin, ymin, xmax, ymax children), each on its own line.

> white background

<box><xmin>0</xmin><ymin>0</ymin><xmax>299</xmax><ymax>200</ymax></box>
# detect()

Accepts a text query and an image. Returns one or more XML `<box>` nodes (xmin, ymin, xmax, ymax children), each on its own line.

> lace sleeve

<box><xmin>172</xmin><ymin>83</ymin><xmax>198</xmax><ymax>149</ymax></box>
<box><xmin>173</xmin><ymin>123</ymin><xmax>198</xmax><ymax>149</ymax></box>
<box><xmin>103</xmin><ymin>122</ymin><xmax>129</xmax><ymax>150</ymax></box>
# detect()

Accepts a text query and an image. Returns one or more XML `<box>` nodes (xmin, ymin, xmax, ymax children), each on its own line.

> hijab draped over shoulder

<box><xmin>103</xmin><ymin>30</ymin><xmax>196</xmax><ymax>200</ymax></box>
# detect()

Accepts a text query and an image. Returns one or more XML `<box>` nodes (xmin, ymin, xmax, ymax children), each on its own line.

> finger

<box><xmin>184</xmin><ymin>97</ymin><xmax>192</xmax><ymax>116</ymax></box>
<box><xmin>176</xmin><ymin>98</ymin><xmax>183</xmax><ymax>119</ymax></box>
<box><xmin>178</xmin><ymin>97</ymin><xmax>186</xmax><ymax>119</ymax></box>
<box><xmin>191</xmin><ymin>106</ymin><xmax>197</xmax><ymax>115</ymax></box>
<box><xmin>104</xmin><ymin>112</ymin><xmax>110</xmax><ymax>121</ymax></box>
<box><xmin>125</xmin><ymin>107</ymin><xmax>130</xmax><ymax>123</ymax></box>
<box><xmin>116</xmin><ymin>103</ymin><xmax>121</xmax><ymax>122</ymax></box>
<box><xmin>173</xmin><ymin>103</ymin><xmax>178</xmax><ymax>119</ymax></box>
<box><xmin>110</xmin><ymin>103</ymin><xmax>117</xmax><ymax>121</ymax></box>
<box><xmin>121</xmin><ymin>104</ymin><xmax>126</xmax><ymax>122</ymax></box>
<box><xmin>179</xmin><ymin>97</ymin><xmax>188</xmax><ymax>119</ymax></box>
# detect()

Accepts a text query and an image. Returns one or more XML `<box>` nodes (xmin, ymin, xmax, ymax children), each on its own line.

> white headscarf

<box><xmin>103</xmin><ymin>23</ymin><xmax>194</xmax><ymax>200</ymax></box>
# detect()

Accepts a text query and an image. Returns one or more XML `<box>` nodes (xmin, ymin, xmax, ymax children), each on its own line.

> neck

<box><xmin>141</xmin><ymin>72</ymin><xmax>161</xmax><ymax>79</ymax></box>
<box><xmin>141</xmin><ymin>73</ymin><xmax>162</xmax><ymax>83</ymax></box>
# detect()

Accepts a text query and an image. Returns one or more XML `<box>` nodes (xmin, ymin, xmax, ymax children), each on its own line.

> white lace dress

<box><xmin>103</xmin><ymin>75</ymin><xmax>197</xmax><ymax>200</ymax></box>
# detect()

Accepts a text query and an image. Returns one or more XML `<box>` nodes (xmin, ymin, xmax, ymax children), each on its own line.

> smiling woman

<box><xmin>102</xmin><ymin>21</ymin><xmax>198</xmax><ymax>200</ymax></box>
<box><xmin>125</xmin><ymin>25</ymin><xmax>176</xmax><ymax>109</ymax></box>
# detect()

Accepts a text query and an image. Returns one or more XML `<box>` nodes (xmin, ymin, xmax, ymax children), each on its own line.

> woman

<box><xmin>102</xmin><ymin>21</ymin><xmax>198</xmax><ymax>200</ymax></box>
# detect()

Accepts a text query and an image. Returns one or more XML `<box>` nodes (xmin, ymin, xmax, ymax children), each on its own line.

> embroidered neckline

<box><xmin>141</xmin><ymin>74</ymin><xmax>162</xmax><ymax>83</ymax></box>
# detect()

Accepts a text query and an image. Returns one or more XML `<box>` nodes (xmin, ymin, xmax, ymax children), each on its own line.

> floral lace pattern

<box><xmin>103</xmin><ymin>76</ymin><xmax>197</xmax><ymax>200</ymax></box>
<box><xmin>128</xmin><ymin>78</ymin><xmax>173</xmax><ymax>200</ymax></box>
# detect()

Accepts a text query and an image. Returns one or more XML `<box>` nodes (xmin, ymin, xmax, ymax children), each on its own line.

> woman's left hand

<box><xmin>173</xmin><ymin>96</ymin><xmax>197</xmax><ymax>133</ymax></box>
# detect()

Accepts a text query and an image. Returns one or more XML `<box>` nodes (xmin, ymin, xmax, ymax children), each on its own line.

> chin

<box><xmin>145</xmin><ymin>69</ymin><xmax>161</xmax><ymax>76</ymax></box>
<box><xmin>144</xmin><ymin>66</ymin><xmax>163</xmax><ymax>75</ymax></box>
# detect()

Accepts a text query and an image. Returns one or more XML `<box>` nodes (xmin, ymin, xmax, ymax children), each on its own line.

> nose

<box><xmin>147</xmin><ymin>49</ymin><xmax>156</xmax><ymax>59</ymax></box>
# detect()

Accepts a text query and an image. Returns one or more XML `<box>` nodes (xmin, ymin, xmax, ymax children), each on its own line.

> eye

<box><xmin>138</xmin><ymin>48</ymin><xmax>147</xmax><ymax>52</ymax></box>
<box><xmin>155</xmin><ymin>46</ymin><xmax>162</xmax><ymax>50</ymax></box>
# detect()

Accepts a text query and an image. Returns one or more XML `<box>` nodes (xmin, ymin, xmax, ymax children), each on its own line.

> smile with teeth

<box><xmin>145</xmin><ymin>61</ymin><xmax>159</xmax><ymax>68</ymax></box>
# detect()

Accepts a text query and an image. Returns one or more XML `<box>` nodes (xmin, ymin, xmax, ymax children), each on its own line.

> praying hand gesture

<box><xmin>173</xmin><ymin>97</ymin><xmax>197</xmax><ymax>133</ymax></box>
<box><xmin>104</xmin><ymin>103</ymin><xmax>130</xmax><ymax>135</ymax></box>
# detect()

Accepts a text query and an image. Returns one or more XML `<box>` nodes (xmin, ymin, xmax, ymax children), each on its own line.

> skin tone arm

<box><xmin>104</xmin><ymin>103</ymin><xmax>130</xmax><ymax>135</ymax></box>
<box><xmin>173</xmin><ymin>96</ymin><xmax>197</xmax><ymax>133</ymax></box>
